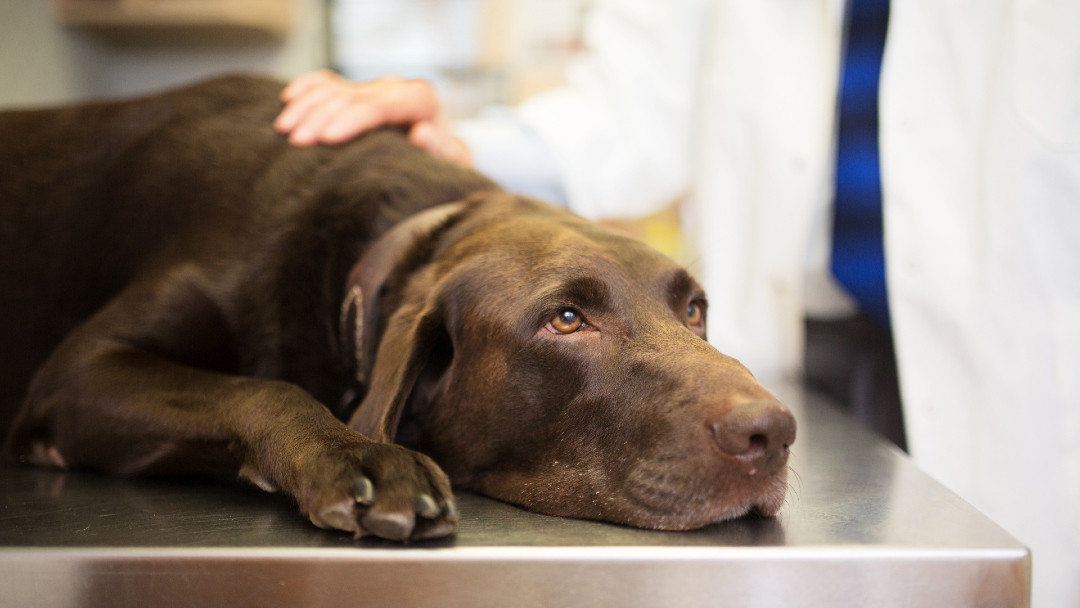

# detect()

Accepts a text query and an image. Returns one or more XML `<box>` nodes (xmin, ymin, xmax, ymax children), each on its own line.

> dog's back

<box><xmin>0</xmin><ymin>76</ymin><xmax>494</xmax><ymax>431</ymax></box>
<box><xmin>0</xmin><ymin>78</ymin><xmax>286</xmax><ymax>420</ymax></box>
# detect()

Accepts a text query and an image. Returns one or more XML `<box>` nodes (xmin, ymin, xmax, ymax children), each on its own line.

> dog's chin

<box><xmin>620</xmin><ymin>470</ymin><xmax>791</xmax><ymax>531</ymax></box>
<box><xmin>472</xmin><ymin>466</ymin><xmax>791</xmax><ymax>532</ymax></box>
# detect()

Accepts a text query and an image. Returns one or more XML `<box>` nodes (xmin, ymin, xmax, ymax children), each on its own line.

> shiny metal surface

<box><xmin>0</xmin><ymin>386</ymin><xmax>1029</xmax><ymax>607</ymax></box>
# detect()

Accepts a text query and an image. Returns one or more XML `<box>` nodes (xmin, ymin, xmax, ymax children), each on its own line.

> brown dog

<box><xmin>0</xmin><ymin>76</ymin><xmax>795</xmax><ymax>541</ymax></box>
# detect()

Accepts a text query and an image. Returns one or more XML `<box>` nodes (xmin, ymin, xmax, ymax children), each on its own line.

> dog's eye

<box><xmin>549</xmin><ymin>308</ymin><xmax>585</xmax><ymax>334</ymax></box>
<box><xmin>687</xmin><ymin>300</ymin><xmax>705</xmax><ymax>327</ymax></box>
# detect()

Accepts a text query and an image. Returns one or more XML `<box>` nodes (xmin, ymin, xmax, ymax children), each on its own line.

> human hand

<box><xmin>274</xmin><ymin>70</ymin><xmax>472</xmax><ymax>167</ymax></box>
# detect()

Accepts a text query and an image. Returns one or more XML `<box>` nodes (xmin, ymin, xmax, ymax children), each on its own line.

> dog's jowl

<box><xmin>0</xmin><ymin>76</ymin><xmax>795</xmax><ymax>541</ymax></box>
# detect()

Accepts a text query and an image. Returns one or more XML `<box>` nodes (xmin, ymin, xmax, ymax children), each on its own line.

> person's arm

<box><xmin>274</xmin><ymin>70</ymin><xmax>564</xmax><ymax>203</ymax></box>
<box><xmin>454</xmin><ymin>110</ymin><xmax>569</xmax><ymax>205</ymax></box>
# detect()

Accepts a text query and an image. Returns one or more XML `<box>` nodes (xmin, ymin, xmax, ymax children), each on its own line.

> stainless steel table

<box><xmin>0</xmin><ymin>386</ymin><xmax>1029</xmax><ymax>607</ymax></box>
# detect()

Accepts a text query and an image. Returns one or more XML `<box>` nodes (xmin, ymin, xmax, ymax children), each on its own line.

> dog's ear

<box><xmin>343</xmin><ymin>201</ymin><xmax>469</xmax><ymax>442</ymax></box>
<box><xmin>347</xmin><ymin>296</ymin><xmax>445</xmax><ymax>442</ymax></box>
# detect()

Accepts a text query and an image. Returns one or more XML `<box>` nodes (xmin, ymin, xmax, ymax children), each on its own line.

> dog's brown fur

<box><xmin>0</xmin><ymin>76</ymin><xmax>795</xmax><ymax>541</ymax></box>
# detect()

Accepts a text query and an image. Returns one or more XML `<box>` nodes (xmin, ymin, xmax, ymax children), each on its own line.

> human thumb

<box><xmin>409</xmin><ymin>121</ymin><xmax>473</xmax><ymax>168</ymax></box>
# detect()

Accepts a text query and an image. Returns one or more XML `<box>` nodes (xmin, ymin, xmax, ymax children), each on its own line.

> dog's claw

<box><xmin>415</xmin><ymin>494</ymin><xmax>440</xmax><ymax>519</ymax></box>
<box><xmin>352</xmin><ymin>476</ymin><xmax>375</xmax><ymax>505</ymax></box>
<box><xmin>444</xmin><ymin>498</ymin><xmax>460</xmax><ymax>522</ymax></box>
<box><xmin>412</xmin><ymin>518</ymin><xmax>456</xmax><ymax>540</ymax></box>
<box><xmin>361</xmin><ymin>510</ymin><xmax>414</xmax><ymax>541</ymax></box>
<box><xmin>318</xmin><ymin>504</ymin><xmax>360</xmax><ymax>533</ymax></box>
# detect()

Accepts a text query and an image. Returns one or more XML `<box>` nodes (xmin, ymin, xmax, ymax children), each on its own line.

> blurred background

<box><xmin>2</xmin><ymin>0</ymin><xmax>589</xmax><ymax>120</ymax></box>
<box><xmin>1</xmin><ymin>0</ymin><xmax>678</xmax><ymax>256</ymax></box>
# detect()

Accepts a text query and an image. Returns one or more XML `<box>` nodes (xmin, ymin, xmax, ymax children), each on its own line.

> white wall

<box><xmin>0</xmin><ymin>1</ymin><xmax>327</xmax><ymax>108</ymax></box>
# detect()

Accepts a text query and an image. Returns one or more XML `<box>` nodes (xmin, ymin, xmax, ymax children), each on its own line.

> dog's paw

<box><xmin>298</xmin><ymin>439</ymin><xmax>458</xmax><ymax>542</ymax></box>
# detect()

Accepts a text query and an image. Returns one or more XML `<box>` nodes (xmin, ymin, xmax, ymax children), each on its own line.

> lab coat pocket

<box><xmin>1014</xmin><ymin>0</ymin><xmax>1080</xmax><ymax>150</ymax></box>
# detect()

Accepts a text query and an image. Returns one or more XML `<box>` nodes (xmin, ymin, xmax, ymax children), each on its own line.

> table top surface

<box><xmin>0</xmin><ymin>385</ymin><xmax>1021</xmax><ymax>552</ymax></box>
<box><xmin>0</xmin><ymin>385</ymin><xmax>1030</xmax><ymax>607</ymax></box>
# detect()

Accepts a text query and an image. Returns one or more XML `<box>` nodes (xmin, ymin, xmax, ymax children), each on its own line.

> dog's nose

<box><xmin>710</xmin><ymin>400</ymin><xmax>796</xmax><ymax>475</ymax></box>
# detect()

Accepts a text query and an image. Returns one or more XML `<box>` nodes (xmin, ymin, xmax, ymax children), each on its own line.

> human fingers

<box><xmin>320</xmin><ymin>85</ymin><xmax>454</xmax><ymax>148</ymax></box>
<box><xmin>294</xmin><ymin>77</ymin><xmax>444</xmax><ymax>146</ymax></box>
<box><xmin>283</xmin><ymin>88</ymin><xmax>358</xmax><ymax>147</ymax></box>
<box><xmin>277</xmin><ymin>73</ymin><xmax>447</xmax><ymax>147</ymax></box>
<box><xmin>274</xmin><ymin>79</ymin><xmax>349</xmax><ymax>142</ymax></box>
<box><xmin>315</xmin><ymin>78</ymin><xmax>441</xmax><ymax>144</ymax></box>
<box><xmin>318</xmin><ymin>101</ymin><xmax>388</xmax><ymax>145</ymax></box>
<box><xmin>279</xmin><ymin>69</ymin><xmax>337</xmax><ymax>102</ymax></box>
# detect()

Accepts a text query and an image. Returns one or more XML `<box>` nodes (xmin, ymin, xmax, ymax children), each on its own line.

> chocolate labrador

<box><xmin>0</xmin><ymin>76</ymin><xmax>796</xmax><ymax>541</ymax></box>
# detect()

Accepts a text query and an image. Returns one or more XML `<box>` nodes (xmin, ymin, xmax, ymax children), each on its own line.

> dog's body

<box><xmin>0</xmin><ymin>76</ymin><xmax>795</xmax><ymax>541</ymax></box>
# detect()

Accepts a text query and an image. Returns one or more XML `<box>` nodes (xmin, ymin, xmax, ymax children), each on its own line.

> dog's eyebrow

<box><xmin>527</xmin><ymin>276</ymin><xmax>611</xmax><ymax>315</ymax></box>
<box><xmin>549</xmin><ymin>276</ymin><xmax>611</xmax><ymax>310</ymax></box>
<box><xmin>667</xmin><ymin>269</ymin><xmax>703</xmax><ymax>307</ymax></box>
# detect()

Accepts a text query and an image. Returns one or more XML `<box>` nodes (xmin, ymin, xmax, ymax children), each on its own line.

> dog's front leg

<box><xmin>6</xmin><ymin>338</ymin><xmax>457</xmax><ymax>541</ymax></box>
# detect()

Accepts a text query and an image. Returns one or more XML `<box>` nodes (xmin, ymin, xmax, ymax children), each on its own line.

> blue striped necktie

<box><xmin>831</xmin><ymin>0</ymin><xmax>891</xmax><ymax>330</ymax></box>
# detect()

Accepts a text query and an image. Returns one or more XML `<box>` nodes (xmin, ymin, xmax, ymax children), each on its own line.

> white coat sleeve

<box><xmin>459</xmin><ymin>0</ymin><xmax>711</xmax><ymax>220</ymax></box>
<box><xmin>455</xmin><ymin>108</ymin><xmax>570</xmax><ymax>207</ymax></box>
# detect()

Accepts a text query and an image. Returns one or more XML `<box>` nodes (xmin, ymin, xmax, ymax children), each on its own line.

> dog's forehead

<box><xmin>483</xmin><ymin>211</ymin><xmax>672</xmax><ymax>267</ymax></box>
<box><xmin>445</xmin><ymin>204</ymin><xmax>700</xmax><ymax>304</ymax></box>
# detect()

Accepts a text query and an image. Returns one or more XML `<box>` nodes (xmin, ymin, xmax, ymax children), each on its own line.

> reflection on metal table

<box><xmin>0</xmin><ymin>385</ymin><xmax>1029</xmax><ymax>607</ymax></box>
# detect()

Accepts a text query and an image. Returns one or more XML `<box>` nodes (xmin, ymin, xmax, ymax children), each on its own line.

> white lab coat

<box><xmin>459</xmin><ymin>0</ymin><xmax>1080</xmax><ymax>605</ymax></box>
<box><xmin>882</xmin><ymin>3</ymin><xmax>1080</xmax><ymax>606</ymax></box>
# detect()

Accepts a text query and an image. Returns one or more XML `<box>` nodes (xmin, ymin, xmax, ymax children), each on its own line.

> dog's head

<box><xmin>344</xmin><ymin>193</ymin><xmax>795</xmax><ymax>530</ymax></box>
